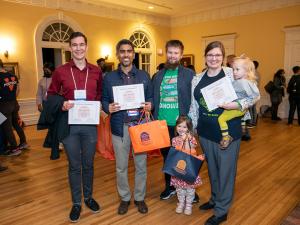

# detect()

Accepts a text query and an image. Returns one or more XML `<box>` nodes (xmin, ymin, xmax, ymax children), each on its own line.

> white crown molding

<box><xmin>3</xmin><ymin>0</ymin><xmax>300</xmax><ymax>27</ymax></box>
<box><xmin>171</xmin><ymin>0</ymin><xmax>300</xmax><ymax>27</ymax></box>
<box><xmin>4</xmin><ymin>0</ymin><xmax>171</xmax><ymax>27</ymax></box>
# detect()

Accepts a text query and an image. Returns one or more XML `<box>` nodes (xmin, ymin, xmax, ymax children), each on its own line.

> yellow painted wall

<box><xmin>171</xmin><ymin>6</ymin><xmax>300</xmax><ymax>89</ymax></box>
<box><xmin>1</xmin><ymin>1</ymin><xmax>299</xmax><ymax>100</ymax></box>
<box><xmin>0</xmin><ymin>1</ymin><xmax>170</xmax><ymax>99</ymax></box>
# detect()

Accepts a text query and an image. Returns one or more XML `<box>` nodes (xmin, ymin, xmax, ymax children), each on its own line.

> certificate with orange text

<box><xmin>112</xmin><ymin>84</ymin><xmax>145</xmax><ymax>110</ymax></box>
<box><xmin>201</xmin><ymin>77</ymin><xmax>238</xmax><ymax>111</ymax></box>
<box><xmin>68</xmin><ymin>101</ymin><xmax>100</xmax><ymax>125</ymax></box>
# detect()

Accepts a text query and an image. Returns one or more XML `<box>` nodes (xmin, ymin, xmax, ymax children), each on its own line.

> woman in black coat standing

<box><xmin>270</xmin><ymin>69</ymin><xmax>286</xmax><ymax>120</ymax></box>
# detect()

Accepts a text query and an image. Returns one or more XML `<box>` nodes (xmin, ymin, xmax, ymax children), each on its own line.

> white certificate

<box><xmin>68</xmin><ymin>101</ymin><xmax>100</xmax><ymax>125</ymax></box>
<box><xmin>201</xmin><ymin>77</ymin><xmax>238</xmax><ymax>111</ymax></box>
<box><xmin>112</xmin><ymin>84</ymin><xmax>145</xmax><ymax>110</ymax></box>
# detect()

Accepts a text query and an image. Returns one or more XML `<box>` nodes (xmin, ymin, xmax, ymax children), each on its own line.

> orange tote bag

<box><xmin>128</xmin><ymin>119</ymin><xmax>170</xmax><ymax>153</ymax></box>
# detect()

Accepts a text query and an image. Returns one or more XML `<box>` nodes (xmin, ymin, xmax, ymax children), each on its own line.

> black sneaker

<box><xmin>199</xmin><ymin>201</ymin><xmax>215</xmax><ymax>210</ymax></box>
<box><xmin>84</xmin><ymin>198</ymin><xmax>100</xmax><ymax>213</ymax></box>
<box><xmin>160</xmin><ymin>188</ymin><xmax>176</xmax><ymax>200</ymax></box>
<box><xmin>241</xmin><ymin>134</ymin><xmax>251</xmax><ymax>141</ymax></box>
<box><xmin>69</xmin><ymin>205</ymin><xmax>81</xmax><ymax>223</ymax></box>
<box><xmin>204</xmin><ymin>214</ymin><xmax>227</xmax><ymax>225</ymax></box>
<box><xmin>18</xmin><ymin>142</ymin><xmax>30</xmax><ymax>150</ymax></box>
<box><xmin>6</xmin><ymin>148</ymin><xmax>22</xmax><ymax>156</ymax></box>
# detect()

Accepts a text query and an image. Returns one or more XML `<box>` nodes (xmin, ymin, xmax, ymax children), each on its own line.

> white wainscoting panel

<box><xmin>18</xmin><ymin>98</ymin><xmax>40</xmax><ymax>125</ymax></box>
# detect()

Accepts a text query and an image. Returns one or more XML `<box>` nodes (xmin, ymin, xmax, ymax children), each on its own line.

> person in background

<box><xmin>187</xmin><ymin>64</ymin><xmax>196</xmax><ymax>73</ymax></box>
<box><xmin>102</xmin><ymin>39</ymin><xmax>152</xmax><ymax>215</ymax></box>
<box><xmin>189</xmin><ymin>41</ymin><xmax>257</xmax><ymax>225</ymax></box>
<box><xmin>152</xmin><ymin>40</ymin><xmax>196</xmax><ymax>201</ymax></box>
<box><xmin>36</xmin><ymin>62</ymin><xmax>55</xmax><ymax>112</ymax></box>
<box><xmin>270</xmin><ymin>69</ymin><xmax>286</xmax><ymax>121</ymax></box>
<box><xmin>97</xmin><ymin>58</ymin><xmax>107</xmax><ymax>77</ymax></box>
<box><xmin>226</xmin><ymin>54</ymin><xmax>236</xmax><ymax>67</ymax></box>
<box><xmin>0</xmin><ymin>59</ymin><xmax>22</xmax><ymax>156</ymax></box>
<box><xmin>287</xmin><ymin>66</ymin><xmax>300</xmax><ymax>125</ymax></box>
<box><xmin>247</xmin><ymin>60</ymin><xmax>260</xmax><ymax>127</ymax></box>
<box><xmin>156</xmin><ymin>63</ymin><xmax>165</xmax><ymax>71</ymax></box>
<box><xmin>47</xmin><ymin>32</ymin><xmax>102</xmax><ymax>223</ymax></box>
<box><xmin>36</xmin><ymin>62</ymin><xmax>61</xmax><ymax>158</ymax></box>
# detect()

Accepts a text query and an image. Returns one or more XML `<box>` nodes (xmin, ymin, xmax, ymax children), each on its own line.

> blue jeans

<box><xmin>62</xmin><ymin>125</ymin><xmax>97</xmax><ymax>204</ymax></box>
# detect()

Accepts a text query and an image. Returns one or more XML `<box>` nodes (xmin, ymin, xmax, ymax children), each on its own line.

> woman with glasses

<box><xmin>188</xmin><ymin>41</ymin><xmax>258</xmax><ymax>225</ymax></box>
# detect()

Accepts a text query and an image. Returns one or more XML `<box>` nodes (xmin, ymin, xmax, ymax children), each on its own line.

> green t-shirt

<box><xmin>158</xmin><ymin>68</ymin><xmax>179</xmax><ymax>126</ymax></box>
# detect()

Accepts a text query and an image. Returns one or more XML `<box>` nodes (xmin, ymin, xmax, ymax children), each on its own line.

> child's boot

<box><xmin>184</xmin><ymin>188</ymin><xmax>195</xmax><ymax>215</ymax></box>
<box><xmin>175</xmin><ymin>188</ymin><xmax>186</xmax><ymax>214</ymax></box>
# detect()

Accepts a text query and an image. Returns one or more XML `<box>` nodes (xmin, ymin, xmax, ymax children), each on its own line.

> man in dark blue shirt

<box><xmin>102</xmin><ymin>39</ymin><xmax>152</xmax><ymax>215</ymax></box>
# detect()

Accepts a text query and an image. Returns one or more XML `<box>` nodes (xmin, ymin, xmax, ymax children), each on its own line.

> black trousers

<box><xmin>271</xmin><ymin>102</ymin><xmax>280</xmax><ymax>120</ymax></box>
<box><xmin>160</xmin><ymin>126</ymin><xmax>175</xmax><ymax>190</ymax></box>
<box><xmin>288</xmin><ymin>96</ymin><xmax>300</xmax><ymax>125</ymax></box>
<box><xmin>62</xmin><ymin>125</ymin><xmax>97</xmax><ymax>204</ymax></box>
<box><xmin>0</xmin><ymin>100</ymin><xmax>18</xmax><ymax>148</ymax></box>
<box><xmin>12</xmin><ymin>101</ymin><xmax>26</xmax><ymax>144</ymax></box>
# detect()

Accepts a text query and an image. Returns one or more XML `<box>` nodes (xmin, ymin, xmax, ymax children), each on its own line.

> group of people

<box><xmin>2</xmin><ymin>30</ymin><xmax>265</xmax><ymax>225</ymax></box>
<box><xmin>39</xmin><ymin>31</ymin><xmax>261</xmax><ymax>225</ymax></box>
<box><xmin>0</xmin><ymin>59</ymin><xmax>29</xmax><ymax>171</ymax></box>
<box><xmin>268</xmin><ymin>66</ymin><xmax>300</xmax><ymax>125</ymax></box>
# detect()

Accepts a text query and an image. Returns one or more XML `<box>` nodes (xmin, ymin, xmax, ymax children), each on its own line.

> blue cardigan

<box><xmin>152</xmin><ymin>65</ymin><xmax>195</xmax><ymax>121</ymax></box>
<box><xmin>101</xmin><ymin>65</ymin><xmax>153</xmax><ymax>137</ymax></box>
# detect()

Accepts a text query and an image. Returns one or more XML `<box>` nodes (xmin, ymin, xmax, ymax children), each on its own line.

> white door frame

<box><xmin>281</xmin><ymin>26</ymin><xmax>300</xmax><ymax>118</ymax></box>
<box><xmin>127</xmin><ymin>27</ymin><xmax>156</xmax><ymax>76</ymax></box>
<box><xmin>34</xmin><ymin>12</ymin><xmax>83</xmax><ymax>82</ymax></box>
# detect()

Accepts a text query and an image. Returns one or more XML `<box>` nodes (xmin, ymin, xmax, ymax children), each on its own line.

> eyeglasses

<box><xmin>206</xmin><ymin>54</ymin><xmax>223</xmax><ymax>59</ymax></box>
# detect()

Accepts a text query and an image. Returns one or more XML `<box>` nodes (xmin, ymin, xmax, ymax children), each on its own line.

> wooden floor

<box><xmin>0</xmin><ymin>119</ymin><xmax>299</xmax><ymax>225</ymax></box>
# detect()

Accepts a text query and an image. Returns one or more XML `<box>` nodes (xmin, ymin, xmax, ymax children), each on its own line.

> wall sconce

<box><xmin>101</xmin><ymin>45</ymin><xmax>112</xmax><ymax>61</ymax></box>
<box><xmin>157</xmin><ymin>48</ymin><xmax>163</xmax><ymax>56</ymax></box>
<box><xmin>0</xmin><ymin>36</ymin><xmax>15</xmax><ymax>59</ymax></box>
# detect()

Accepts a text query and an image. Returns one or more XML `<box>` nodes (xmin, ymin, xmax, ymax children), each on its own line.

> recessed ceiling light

<box><xmin>148</xmin><ymin>6</ymin><xmax>154</xmax><ymax>9</ymax></box>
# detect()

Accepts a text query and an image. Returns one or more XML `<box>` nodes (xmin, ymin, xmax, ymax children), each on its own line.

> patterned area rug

<box><xmin>281</xmin><ymin>203</ymin><xmax>300</xmax><ymax>225</ymax></box>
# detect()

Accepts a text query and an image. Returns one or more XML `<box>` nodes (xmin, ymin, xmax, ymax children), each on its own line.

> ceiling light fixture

<box><xmin>148</xmin><ymin>6</ymin><xmax>154</xmax><ymax>9</ymax></box>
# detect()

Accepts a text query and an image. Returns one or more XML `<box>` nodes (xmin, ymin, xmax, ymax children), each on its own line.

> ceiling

<box><xmin>75</xmin><ymin>0</ymin><xmax>254</xmax><ymax>17</ymax></box>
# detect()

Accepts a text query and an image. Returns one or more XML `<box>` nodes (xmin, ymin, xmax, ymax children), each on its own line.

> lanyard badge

<box><xmin>71</xmin><ymin>67</ymin><xmax>89</xmax><ymax>100</ymax></box>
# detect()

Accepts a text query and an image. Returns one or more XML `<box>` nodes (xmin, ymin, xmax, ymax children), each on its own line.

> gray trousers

<box><xmin>199</xmin><ymin>136</ymin><xmax>240</xmax><ymax>217</ymax></box>
<box><xmin>112</xmin><ymin>125</ymin><xmax>147</xmax><ymax>201</ymax></box>
<box><xmin>62</xmin><ymin>125</ymin><xmax>97</xmax><ymax>204</ymax></box>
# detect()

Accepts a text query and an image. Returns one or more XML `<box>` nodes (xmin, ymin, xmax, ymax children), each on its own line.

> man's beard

<box><xmin>165</xmin><ymin>61</ymin><xmax>180</xmax><ymax>70</ymax></box>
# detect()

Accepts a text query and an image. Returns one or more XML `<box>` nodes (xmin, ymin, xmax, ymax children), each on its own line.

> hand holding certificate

<box><xmin>68</xmin><ymin>101</ymin><xmax>101</xmax><ymax>125</ymax></box>
<box><xmin>112</xmin><ymin>84</ymin><xmax>145</xmax><ymax>110</ymax></box>
<box><xmin>201</xmin><ymin>77</ymin><xmax>238</xmax><ymax>111</ymax></box>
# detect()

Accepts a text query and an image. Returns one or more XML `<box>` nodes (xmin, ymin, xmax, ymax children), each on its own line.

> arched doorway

<box><xmin>35</xmin><ymin>13</ymin><xmax>83</xmax><ymax>79</ymax></box>
<box><xmin>41</xmin><ymin>22</ymin><xmax>73</xmax><ymax>69</ymax></box>
<box><xmin>128</xmin><ymin>29</ymin><xmax>156</xmax><ymax>75</ymax></box>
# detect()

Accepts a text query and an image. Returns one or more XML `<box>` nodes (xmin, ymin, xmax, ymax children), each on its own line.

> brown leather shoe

<box><xmin>134</xmin><ymin>200</ymin><xmax>148</xmax><ymax>214</ymax></box>
<box><xmin>118</xmin><ymin>201</ymin><xmax>130</xmax><ymax>215</ymax></box>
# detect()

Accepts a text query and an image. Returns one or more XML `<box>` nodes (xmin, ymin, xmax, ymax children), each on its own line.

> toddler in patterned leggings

<box><xmin>170</xmin><ymin>116</ymin><xmax>205</xmax><ymax>215</ymax></box>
